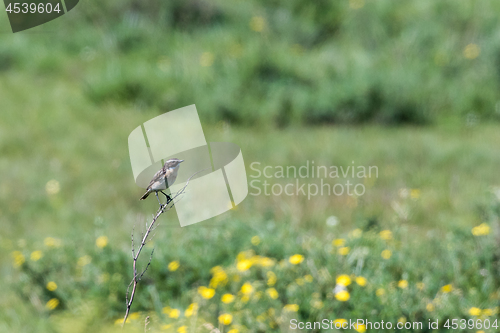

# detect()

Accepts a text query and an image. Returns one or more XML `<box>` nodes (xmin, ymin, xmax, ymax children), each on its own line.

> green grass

<box><xmin>2</xmin><ymin>0</ymin><xmax>500</xmax><ymax>332</ymax></box>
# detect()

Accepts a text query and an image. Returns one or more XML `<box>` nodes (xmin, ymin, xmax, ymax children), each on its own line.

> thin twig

<box><xmin>122</xmin><ymin>204</ymin><xmax>171</xmax><ymax>326</ymax></box>
<box><xmin>131</xmin><ymin>226</ymin><xmax>135</xmax><ymax>258</ymax></box>
<box><xmin>122</xmin><ymin>171</ymin><xmax>205</xmax><ymax>327</ymax></box>
<box><xmin>138</xmin><ymin>249</ymin><xmax>154</xmax><ymax>280</ymax></box>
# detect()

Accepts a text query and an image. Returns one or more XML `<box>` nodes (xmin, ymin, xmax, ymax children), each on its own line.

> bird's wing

<box><xmin>147</xmin><ymin>167</ymin><xmax>166</xmax><ymax>189</ymax></box>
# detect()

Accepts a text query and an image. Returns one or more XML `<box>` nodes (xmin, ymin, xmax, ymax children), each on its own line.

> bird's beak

<box><xmin>180</xmin><ymin>160</ymin><xmax>184</xmax><ymax>163</ymax></box>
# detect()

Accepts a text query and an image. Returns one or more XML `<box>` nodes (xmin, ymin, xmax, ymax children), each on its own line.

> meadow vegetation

<box><xmin>1</xmin><ymin>0</ymin><xmax>500</xmax><ymax>332</ymax></box>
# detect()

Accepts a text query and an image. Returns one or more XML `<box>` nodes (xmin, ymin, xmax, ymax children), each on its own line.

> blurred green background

<box><xmin>1</xmin><ymin>0</ymin><xmax>500</xmax><ymax>332</ymax></box>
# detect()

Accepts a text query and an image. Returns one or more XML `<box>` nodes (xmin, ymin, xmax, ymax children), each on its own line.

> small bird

<box><xmin>140</xmin><ymin>158</ymin><xmax>184</xmax><ymax>205</ymax></box>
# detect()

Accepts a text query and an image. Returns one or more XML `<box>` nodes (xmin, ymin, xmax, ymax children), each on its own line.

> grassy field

<box><xmin>1</xmin><ymin>0</ymin><xmax>500</xmax><ymax>332</ymax></box>
<box><xmin>1</xmin><ymin>70</ymin><xmax>500</xmax><ymax>332</ymax></box>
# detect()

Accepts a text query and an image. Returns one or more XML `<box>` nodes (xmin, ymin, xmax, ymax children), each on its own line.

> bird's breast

<box><xmin>150</xmin><ymin>178</ymin><xmax>167</xmax><ymax>191</ymax></box>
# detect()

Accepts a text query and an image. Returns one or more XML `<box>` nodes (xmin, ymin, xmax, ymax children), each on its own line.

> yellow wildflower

<box><xmin>251</xmin><ymin>255</ymin><xmax>264</xmax><ymax>266</ymax></box>
<box><xmin>266</xmin><ymin>288</ymin><xmax>279</xmax><ymax>299</ymax></box>
<box><xmin>169</xmin><ymin>309</ymin><xmax>180</xmax><ymax>319</ymax></box>
<box><xmin>168</xmin><ymin>261</ymin><xmax>180</xmax><ymax>272</ymax></box>
<box><xmin>77</xmin><ymin>255</ymin><xmax>91</xmax><ymax>267</ymax></box>
<box><xmin>381</xmin><ymin>249</ymin><xmax>392</xmax><ymax>259</ymax></box>
<box><xmin>332</xmin><ymin>239</ymin><xmax>345</xmax><ymax>247</ymax></box>
<box><xmin>11</xmin><ymin>251</ymin><xmax>25</xmax><ymax>267</ymax></box>
<box><xmin>30</xmin><ymin>250</ymin><xmax>43</xmax><ymax>261</ymax></box>
<box><xmin>410</xmin><ymin>189</ymin><xmax>421</xmax><ymax>199</ymax></box>
<box><xmin>379</xmin><ymin>230</ymin><xmax>393</xmax><ymax>240</ymax></box>
<box><xmin>482</xmin><ymin>308</ymin><xmax>494</xmax><ymax>316</ymax></box>
<box><xmin>227</xmin><ymin>329</ymin><xmax>239</xmax><ymax>333</ymax></box>
<box><xmin>283</xmin><ymin>304</ymin><xmax>299</xmax><ymax>312</ymax></box>
<box><xmin>350</xmin><ymin>228</ymin><xmax>363</xmax><ymax>238</ymax></box>
<box><xmin>218</xmin><ymin>313</ymin><xmax>233</xmax><ymax>325</ymax></box>
<box><xmin>258</xmin><ymin>257</ymin><xmax>275</xmax><ymax>267</ymax></box>
<box><xmin>198</xmin><ymin>286</ymin><xmax>215</xmax><ymax>299</ymax></box>
<box><xmin>45</xmin><ymin>298</ymin><xmax>59</xmax><ymax>310</ymax></box>
<box><xmin>334</xmin><ymin>319</ymin><xmax>347</xmax><ymax>327</ymax></box>
<box><xmin>376</xmin><ymin>288</ymin><xmax>385</xmax><ymax>297</ymax></box>
<box><xmin>96</xmin><ymin>236</ymin><xmax>108</xmax><ymax>248</ymax></box>
<box><xmin>355</xmin><ymin>276</ymin><xmax>367</xmax><ymax>287</ymax></box>
<box><xmin>472</xmin><ymin>223</ymin><xmax>490</xmax><ymax>236</ymax></box>
<box><xmin>289</xmin><ymin>254</ymin><xmax>304</xmax><ymax>265</ymax></box>
<box><xmin>237</xmin><ymin>259</ymin><xmax>252</xmax><ymax>272</ymax></box>
<box><xmin>336</xmin><ymin>274</ymin><xmax>352</xmax><ymax>286</ymax></box>
<box><xmin>44</xmin><ymin>237</ymin><xmax>62</xmax><ymax>248</ymax></box>
<box><xmin>221</xmin><ymin>294</ymin><xmax>235</xmax><ymax>304</ymax></box>
<box><xmin>295</xmin><ymin>278</ymin><xmax>304</xmax><ymax>286</ymax></box>
<box><xmin>441</xmin><ymin>284</ymin><xmax>453</xmax><ymax>293</ymax></box>
<box><xmin>177</xmin><ymin>326</ymin><xmax>187</xmax><ymax>333</ymax></box>
<box><xmin>209</xmin><ymin>266</ymin><xmax>228</xmax><ymax>288</ymax></box>
<box><xmin>355</xmin><ymin>323</ymin><xmax>366</xmax><ymax>333</ymax></box>
<box><xmin>464</xmin><ymin>43</ymin><xmax>480</xmax><ymax>59</ymax></box>
<box><xmin>129</xmin><ymin>312</ymin><xmax>140</xmax><ymax>320</ymax></box>
<box><xmin>46</xmin><ymin>281</ymin><xmax>57</xmax><ymax>291</ymax></box>
<box><xmin>335</xmin><ymin>290</ymin><xmax>350</xmax><ymax>302</ymax></box>
<box><xmin>241</xmin><ymin>282</ymin><xmax>253</xmax><ymax>295</ymax></box>
<box><xmin>469</xmin><ymin>307</ymin><xmax>481</xmax><ymax>316</ymax></box>
<box><xmin>267</xmin><ymin>271</ymin><xmax>277</xmax><ymax>286</ymax></box>
<box><xmin>311</xmin><ymin>299</ymin><xmax>324</xmax><ymax>309</ymax></box>
<box><xmin>184</xmin><ymin>303</ymin><xmax>198</xmax><ymax>317</ymax></box>
<box><xmin>398</xmin><ymin>280</ymin><xmax>408</xmax><ymax>289</ymax></box>
<box><xmin>236</xmin><ymin>250</ymin><xmax>253</xmax><ymax>262</ymax></box>
<box><xmin>338</xmin><ymin>247</ymin><xmax>350</xmax><ymax>255</ymax></box>
<box><xmin>426</xmin><ymin>303</ymin><xmax>435</xmax><ymax>312</ymax></box>
<box><xmin>304</xmin><ymin>274</ymin><xmax>313</xmax><ymax>283</ymax></box>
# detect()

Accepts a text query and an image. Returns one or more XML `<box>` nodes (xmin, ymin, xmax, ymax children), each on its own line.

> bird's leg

<box><xmin>160</xmin><ymin>191</ymin><xmax>172</xmax><ymax>204</ymax></box>
<box><xmin>155</xmin><ymin>192</ymin><xmax>163</xmax><ymax>206</ymax></box>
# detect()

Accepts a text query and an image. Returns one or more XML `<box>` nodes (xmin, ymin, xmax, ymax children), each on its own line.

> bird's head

<box><xmin>165</xmin><ymin>158</ymin><xmax>184</xmax><ymax>169</ymax></box>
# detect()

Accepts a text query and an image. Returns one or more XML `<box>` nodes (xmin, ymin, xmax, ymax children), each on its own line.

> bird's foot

<box><xmin>160</xmin><ymin>191</ymin><xmax>172</xmax><ymax>204</ymax></box>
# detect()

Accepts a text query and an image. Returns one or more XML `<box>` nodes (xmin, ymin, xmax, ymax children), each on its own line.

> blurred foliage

<box><xmin>2</xmin><ymin>0</ymin><xmax>500</xmax><ymax>332</ymax></box>
<box><xmin>1</xmin><ymin>0</ymin><xmax>500</xmax><ymax>125</ymax></box>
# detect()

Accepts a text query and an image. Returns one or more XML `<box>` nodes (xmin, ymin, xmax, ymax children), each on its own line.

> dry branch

<box><xmin>122</xmin><ymin>172</ymin><xmax>202</xmax><ymax>327</ymax></box>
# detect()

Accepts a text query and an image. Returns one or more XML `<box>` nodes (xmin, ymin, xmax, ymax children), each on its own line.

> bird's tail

<box><xmin>140</xmin><ymin>191</ymin><xmax>150</xmax><ymax>200</ymax></box>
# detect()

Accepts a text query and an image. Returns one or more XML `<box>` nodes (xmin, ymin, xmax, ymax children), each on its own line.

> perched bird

<box><xmin>140</xmin><ymin>158</ymin><xmax>184</xmax><ymax>205</ymax></box>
